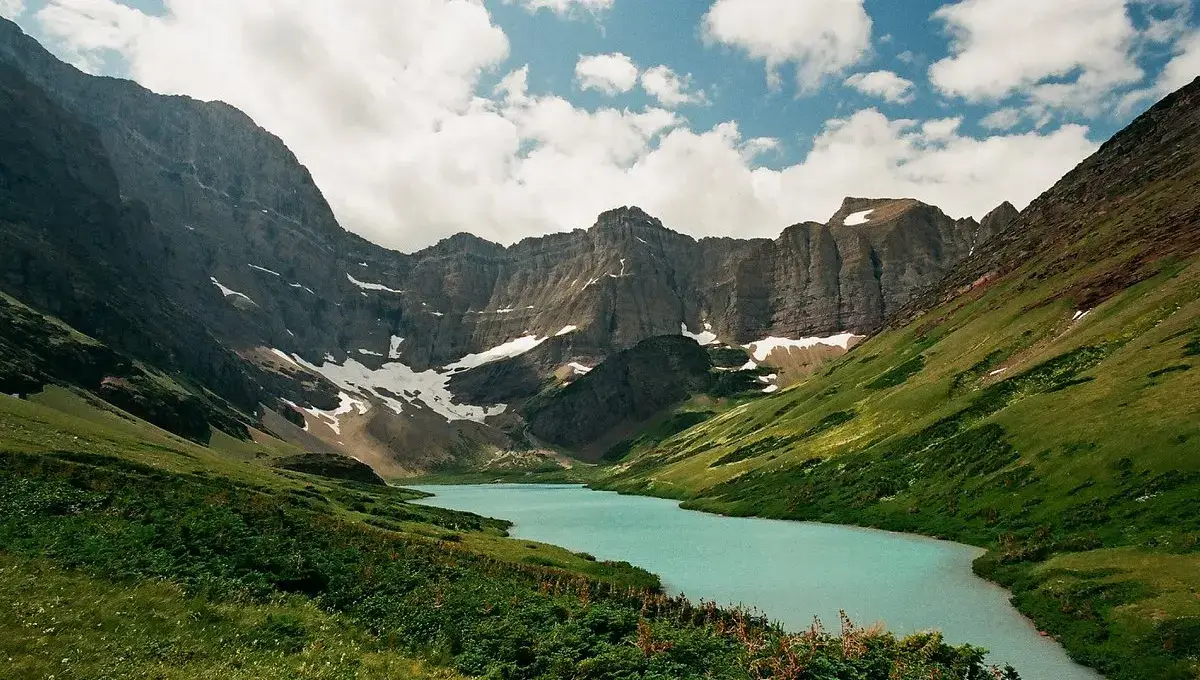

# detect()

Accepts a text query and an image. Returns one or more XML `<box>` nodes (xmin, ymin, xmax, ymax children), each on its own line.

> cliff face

<box><xmin>525</xmin><ymin>336</ymin><xmax>715</xmax><ymax>459</ymax></box>
<box><xmin>0</xmin><ymin>18</ymin><xmax>1012</xmax><ymax>470</ymax></box>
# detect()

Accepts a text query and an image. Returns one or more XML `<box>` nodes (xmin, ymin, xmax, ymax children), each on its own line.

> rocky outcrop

<box><xmin>274</xmin><ymin>453</ymin><xmax>388</xmax><ymax>486</ymax></box>
<box><xmin>0</xmin><ymin>18</ymin><xmax>1012</xmax><ymax>470</ymax></box>
<box><xmin>897</xmin><ymin>77</ymin><xmax>1200</xmax><ymax>327</ymax></box>
<box><xmin>526</xmin><ymin>336</ymin><xmax>714</xmax><ymax>459</ymax></box>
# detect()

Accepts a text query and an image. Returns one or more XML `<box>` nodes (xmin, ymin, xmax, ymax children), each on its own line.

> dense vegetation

<box><xmin>596</xmin><ymin>78</ymin><xmax>1200</xmax><ymax>677</ymax></box>
<box><xmin>599</xmin><ymin>256</ymin><xmax>1200</xmax><ymax>680</ymax></box>
<box><xmin>0</xmin><ymin>390</ymin><xmax>1013</xmax><ymax>679</ymax></box>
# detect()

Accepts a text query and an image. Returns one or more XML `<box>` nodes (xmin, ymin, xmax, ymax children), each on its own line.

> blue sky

<box><xmin>4</xmin><ymin>0</ymin><xmax>1198</xmax><ymax>249</ymax></box>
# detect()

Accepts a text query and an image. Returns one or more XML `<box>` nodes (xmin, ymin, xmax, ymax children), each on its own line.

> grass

<box><xmin>0</xmin><ymin>554</ymin><xmax>466</xmax><ymax>680</ymax></box>
<box><xmin>0</xmin><ymin>386</ymin><xmax>1006</xmax><ymax>679</ymax></box>
<box><xmin>596</xmin><ymin>251</ymin><xmax>1200</xmax><ymax>679</ymax></box>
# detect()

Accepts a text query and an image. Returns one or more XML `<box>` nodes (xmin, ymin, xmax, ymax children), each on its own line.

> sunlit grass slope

<box><xmin>1</xmin><ymin>385</ymin><xmax>1007</xmax><ymax>679</ymax></box>
<box><xmin>598</xmin><ymin>79</ymin><xmax>1200</xmax><ymax>680</ymax></box>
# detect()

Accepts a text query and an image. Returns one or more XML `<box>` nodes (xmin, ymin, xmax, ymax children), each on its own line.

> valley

<box><xmin>0</xmin><ymin>8</ymin><xmax>1197</xmax><ymax>680</ymax></box>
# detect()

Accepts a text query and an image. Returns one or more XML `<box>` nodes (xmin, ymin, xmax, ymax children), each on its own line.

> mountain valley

<box><xmin>0</xmin><ymin>12</ymin><xmax>1198</xmax><ymax>680</ymax></box>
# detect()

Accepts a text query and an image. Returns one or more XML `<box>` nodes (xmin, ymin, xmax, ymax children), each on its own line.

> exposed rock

<box><xmin>526</xmin><ymin>336</ymin><xmax>713</xmax><ymax>459</ymax></box>
<box><xmin>0</xmin><ymin>18</ymin><xmax>1010</xmax><ymax>470</ymax></box>
<box><xmin>978</xmin><ymin>201</ymin><xmax>1020</xmax><ymax>244</ymax></box>
<box><xmin>274</xmin><ymin>452</ymin><xmax>388</xmax><ymax>486</ymax></box>
<box><xmin>896</xmin><ymin>76</ymin><xmax>1200</xmax><ymax>327</ymax></box>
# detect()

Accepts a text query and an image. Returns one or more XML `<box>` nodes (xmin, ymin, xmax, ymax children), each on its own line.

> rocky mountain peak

<box><xmin>829</xmin><ymin>197</ymin><xmax>925</xmax><ymax>228</ymax></box>
<box><xmin>595</xmin><ymin>205</ymin><xmax>662</xmax><ymax>226</ymax></box>
<box><xmin>0</xmin><ymin>22</ymin><xmax>1027</xmax><ymax>471</ymax></box>
<box><xmin>423</xmin><ymin>231</ymin><xmax>505</xmax><ymax>258</ymax></box>
<box><xmin>978</xmin><ymin>201</ymin><xmax>1020</xmax><ymax>242</ymax></box>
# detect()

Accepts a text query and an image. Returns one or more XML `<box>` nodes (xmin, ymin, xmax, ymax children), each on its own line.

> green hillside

<box><xmin>0</xmin><ymin>378</ymin><xmax>1006</xmax><ymax>678</ymax></box>
<box><xmin>598</xmin><ymin>81</ymin><xmax>1200</xmax><ymax>680</ymax></box>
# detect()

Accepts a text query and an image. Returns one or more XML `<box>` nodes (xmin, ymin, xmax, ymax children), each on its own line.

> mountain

<box><xmin>0</xmin><ymin>17</ymin><xmax>1005</xmax><ymax>472</ymax></box>
<box><xmin>598</xmin><ymin>77</ymin><xmax>1200</xmax><ymax>680</ymax></box>
<box><xmin>525</xmin><ymin>336</ymin><xmax>716</xmax><ymax>459</ymax></box>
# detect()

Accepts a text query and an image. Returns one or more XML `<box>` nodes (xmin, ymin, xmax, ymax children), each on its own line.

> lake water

<box><xmin>412</xmin><ymin>483</ymin><xmax>1102</xmax><ymax>680</ymax></box>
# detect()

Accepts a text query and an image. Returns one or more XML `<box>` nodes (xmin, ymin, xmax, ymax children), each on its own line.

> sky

<box><xmin>2</xmin><ymin>0</ymin><xmax>1198</xmax><ymax>251</ymax></box>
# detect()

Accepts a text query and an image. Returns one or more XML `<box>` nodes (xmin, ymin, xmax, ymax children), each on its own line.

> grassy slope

<box><xmin>0</xmin><ymin>554</ymin><xmax>466</xmax><ymax>680</ymax></box>
<box><xmin>598</xmin><ymin>87</ymin><xmax>1200</xmax><ymax>679</ymax></box>
<box><xmin>601</xmin><ymin>261</ymin><xmax>1200</xmax><ymax>680</ymax></box>
<box><xmin>1</xmin><ymin>388</ymin><xmax>1007</xmax><ymax>679</ymax></box>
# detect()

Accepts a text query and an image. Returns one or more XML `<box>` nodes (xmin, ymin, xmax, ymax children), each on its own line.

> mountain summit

<box><xmin>0</xmin><ymin>17</ymin><xmax>1004</xmax><ymax>471</ymax></box>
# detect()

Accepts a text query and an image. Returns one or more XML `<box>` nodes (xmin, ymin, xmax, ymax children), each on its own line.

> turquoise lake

<box><xmin>412</xmin><ymin>483</ymin><xmax>1102</xmax><ymax>680</ymax></box>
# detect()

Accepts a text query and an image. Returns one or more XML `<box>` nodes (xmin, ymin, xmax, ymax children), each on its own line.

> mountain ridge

<box><xmin>596</xmin><ymin>75</ymin><xmax>1200</xmax><ymax>680</ymax></box>
<box><xmin>0</xmin><ymin>16</ymin><xmax>1013</xmax><ymax>470</ymax></box>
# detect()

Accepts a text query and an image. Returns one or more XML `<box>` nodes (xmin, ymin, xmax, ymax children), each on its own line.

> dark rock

<box><xmin>526</xmin><ymin>336</ymin><xmax>713</xmax><ymax>458</ymax></box>
<box><xmin>274</xmin><ymin>453</ymin><xmax>387</xmax><ymax>486</ymax></box>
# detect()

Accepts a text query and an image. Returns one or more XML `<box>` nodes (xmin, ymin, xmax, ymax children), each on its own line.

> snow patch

<box><xmin>358</xmin><ymin>348</ymin><xmax>383</xmax><ymax>357</ymax></box>
<box><xmin>762</xmin><ymin>384</ymin><xmax>780</xmax><ymax>394</ymax></box>
<box><xmin>247</xmin><ymin>263</ymin><xmax>280</xmax><ymax>276</ymax></box>
<box><xmin>745</xmin><ymin>333</ymin><xmax>859</xmax><ymax>362</ymax></box>
<box><xmin>210</xmin><ymin>277</ymin><xmax>256</xmax><ymax>305</ymax></box>
<box><xmin>444</xmin><ymin>335</ymin><xmax>548</xmax><ymax>371</ymax></box>
<box><xmin>740</xmin><ymin>360</ymin><xmax>759</xmax><ymax>371</ymax></box>
<box><xmin>347</xmin><ymin>273</ymin><xmax>403</xmax><ymax>294</ymax></box>
<box><xmin>681</xmin><ymin>323</ymin><xmax>718</xmax><ymax>346</ymax></box>
<box><xmin>988</xmin><ymin>368</ymin><xmax>1008</xmax><ymax>377</ymax></box>
<box><xmin>287</xmin><ymin>391</ymin><xmax>369</xmax><ymax>435</ymax></box>
<box><xmin>607</xmin><ymin>258</ymin><xmax>628</xmax><ymax>278</ymax></box>
<box><xmin>568</xmin><ymin>362</ymin><xmax>592</xmax><ymax>375</ymax></box>
<box><xmin>582</xmin><ymin>277</ymin><xmax>601</xmax><ymax>289</ymax></box>
<box><xmin>1072</xmin><ymin>309</ymin><xmax>1092</xmax><ymax>322</ymax></box>
<box><xmin>844</xmin><ymin>210</ymin><xmax>874</xmax><ymax>226</ymax></box>
<box><xmin>388</xmin><ymin>336</ymin><xmax>404</xmax><ymax>359</ymax></box>
<box><xmin>288</xmin><ymin>282</ymin><xmax>316</xmax><ymax>295</ymax></box>
<box><xmin>556</xmin><ymin>325</ymin><xmax>579</xmax><ymax>337</ymax></box>
<box><xmin>636</xmin><ymin>236</ymin><xmax>648</xmax><ymax>245</ymax></box>
<box><xmin>290</xmin><ymin>354</ymin><xmax>505</xmax><ymax>423</ymax></box>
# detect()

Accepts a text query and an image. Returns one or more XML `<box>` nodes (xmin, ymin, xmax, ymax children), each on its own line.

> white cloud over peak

<box><xmin>0</xmin><ymin>0</ymin><xmax>25</xmax><ymax>20</ymax></box>
<box><xmin>511</xmin><ymin>0</ymin><xmax>613</xmax><ymax>17</ymax></box>
<box><xmin>31</xmin><ymin>0</ymin><xmax>1101</xmax><ymax>251</ymax></box>
<box><xmin>1157</xmin><ymin>30</ymin><xmax>1200</xmax><ymax>93</ymax></box>
<box><xmin>575</xmin><ymin>52</ymin><xmax>639</xmax><ymax>95</ymax></box>
<box><xmin>928</xmin><ymin>0</ymin><xmax>1193</xmax><ymax>116</ymax></box>
<box><xmin>844</xmin><ymin>70</ymin><xmax>916</xmax><ymax>103</ymax></box>
<box><xmin>640</xmin><ymin>65</ymin><xmax>704</xmax><ymax>108</ymax></box>
<box><xmin>702</xmin><ymin>0</ymin><xmax>872</xmax><ymax>90</ymax></box>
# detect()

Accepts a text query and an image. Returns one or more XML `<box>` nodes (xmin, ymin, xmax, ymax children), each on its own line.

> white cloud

<box><xmin>575</xmin><ymin>52</ymin><xmax>639</xmax><ymax>95</ymax></box>
<box><xmin>979</xmin><ymin>107</ymin><xmax>1023</xmax><ymax>131</ymax></box>
<box><xmin>510</xmin><ymin>0</ymin><xmax>613</xmax><ymax>17</ymax></box>
<box><xmin>34</xmin><ymin>0</ymin><xmax>147</xmax><ymax>72</ymax></box>
<box><xmin>1156</xmin><ymin>30</ymin><xmax>1200</xmax><ymax>93</ymax></box>
<box><xmin>844</xmin><ymin>70</ymin><xmax>915</xmax><ymax>103</ymax></box>
<box><xmin>702</xmin><ymin>0</ymin><xmax>872</xmax><ymax>90</ymax></box>
<box><xmin>640</xmin><ymin>65</ymin><xmax>704</xmax><ymax>108</ymax></box>
<box><xmin>929</xmin><ymin>0</ymin><xmax>1152</xmax><ymax>115</ymax></box>
<box><xmin>32</xmin><ymin>0</ymin><xmax>1100</xmax><ymax>251</ymax></box>
<box><xmin>0</xmin><ymin>0</ymin><xmax>25</xmax><ymax>20</ymax></box>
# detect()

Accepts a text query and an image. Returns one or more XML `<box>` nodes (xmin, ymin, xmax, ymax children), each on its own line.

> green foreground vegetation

<box><xmin>0</xmin><ymin>389</ymin><xmax>1013</xmax><ymax>679</ymax></box>
<box><xmin>598</xmin><ymin>252</ymin><xmax>1200</xmax><ymax>679</ymax></box>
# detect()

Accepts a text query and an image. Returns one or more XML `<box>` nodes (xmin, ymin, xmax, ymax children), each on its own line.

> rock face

<box><xmin>897</xmin><ymin>76</ymin><xmax>1200</xmax><ymax>328</ymax></box>
<box><xmin>0</xmin><ymin>19</ymin><xmax>1014</xmax><ymax>471</ymax></box>
<box><xmin>526</xmin><ymin>336</ymin><xmax>714</xmax><ymax>459</ymax></box>
<box><xmin>274</xmin><ymin>453</ymin><xmax>388</xmax><ymax>486</ymax></box>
